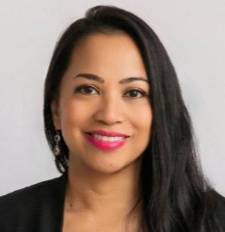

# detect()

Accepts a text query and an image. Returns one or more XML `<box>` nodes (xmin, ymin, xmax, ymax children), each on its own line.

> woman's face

<box><xmin>52</xmin><ymin>33</ymin><xmax>152</xmax><ymax>174</ymax></box>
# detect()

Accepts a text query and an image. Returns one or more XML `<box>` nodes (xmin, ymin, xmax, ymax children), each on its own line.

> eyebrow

<box><xmin>74</xmin><ymin>73</ymin><xmax>149</xmax><ymax>84</ymax></box>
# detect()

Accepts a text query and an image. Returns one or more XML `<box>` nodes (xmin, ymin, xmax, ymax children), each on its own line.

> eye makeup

<box><xmin>73</xmin><ymin>84</ymin><xmax>149</xmax><ymax>99</ymax></box>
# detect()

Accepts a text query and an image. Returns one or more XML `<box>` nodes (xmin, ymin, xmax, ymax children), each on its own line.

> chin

<box><xmin>84</xmin><ymin>158</ymin><xmax>139</xmax><ymax>176</ymax></box>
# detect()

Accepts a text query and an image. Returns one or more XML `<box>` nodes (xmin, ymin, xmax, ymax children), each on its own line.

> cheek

<box><xmin>130</xmin><ymin>102</ymin><xmax>152</xmax><ymax>129</ymax></box>
<box><xmin>59</xmin><ymin>97</ymin><xmax>152</xmax><ymax>130</ymax></box>
<box><xmin>60</xmin><ymin>101</ymin><xmax>90</xmax><ymax>126</ymax></box>
<box><xmin>133</xmin><ymin>104</ymin><xmax>152</xmax><ymax>143</ymax></box>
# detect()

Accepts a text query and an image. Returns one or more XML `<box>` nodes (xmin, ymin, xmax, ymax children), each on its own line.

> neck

<box><xmin>65</xmin><ymin>157</ymin><xmax>142</xmax><ymax>218</ymax></box>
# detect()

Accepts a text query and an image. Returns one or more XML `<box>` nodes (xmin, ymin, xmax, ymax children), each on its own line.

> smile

<box><xmin>90</xmin><ymin>134</ymin><xmax>125</xmax><ymax>141</ymax></box>
<box><xmin>84</xmin><ymin>133</ymin><xmax>128</xmax><ymax>151</ymax></box>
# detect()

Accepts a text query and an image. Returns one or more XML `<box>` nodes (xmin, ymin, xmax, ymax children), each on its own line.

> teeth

<box><xmin>92</xmin><ymin>134</ymin><xmax>125</xmax><ymax>142</ymax></box>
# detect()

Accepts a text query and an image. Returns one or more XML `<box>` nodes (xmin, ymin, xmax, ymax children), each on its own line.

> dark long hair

<box><xmin>43</xmin><ymin>5</ymin><xmax>222</xmax><ymax>232</ymax></box>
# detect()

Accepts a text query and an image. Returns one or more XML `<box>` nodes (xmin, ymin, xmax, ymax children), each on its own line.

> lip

<box><xmin>86</xmin><ymin>130</ymin><xmax>130</xmax><ymax>138</ymax></box>
<box><xmin>84</xmin><ymin>132</ymin><xmax>129</xmax><ymax>151</ymax></box>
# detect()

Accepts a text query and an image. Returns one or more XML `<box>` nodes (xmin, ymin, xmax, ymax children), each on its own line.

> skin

<box><xmin>51</xmin><ymin>32</ymin><xmax>152</xmax><ymax>231</ymax></box>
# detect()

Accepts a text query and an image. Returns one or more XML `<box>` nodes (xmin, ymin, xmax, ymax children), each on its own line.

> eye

<box><xmin>74</xmin><ymin>85</ymin><xmax>99</xmax><ymax>95</ymax></box>
<box><xmin>124</xmin><ymin>89</ymin><xmax>148</xmax><ymax>98</ymax></box>
<box><xmin>74</xmin><ymin>85</ymin><xmax>148</xmax><ymax>98</ymax></box>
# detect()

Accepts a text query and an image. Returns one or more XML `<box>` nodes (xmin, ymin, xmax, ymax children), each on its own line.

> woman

<box><xmin>0</xmin><ymin>5</ymin><xmax>224</xmax><ymax>232</ymax></box>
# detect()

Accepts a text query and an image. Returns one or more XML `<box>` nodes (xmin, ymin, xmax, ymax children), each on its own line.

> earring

<box><xmin>53</xmin><ymin>130</ymin><xmax>61</xmax><ymax>156</ymax></box>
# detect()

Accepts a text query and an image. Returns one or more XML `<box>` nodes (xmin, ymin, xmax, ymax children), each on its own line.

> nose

<box><xmin>93</xmin><ymin>94</ymin><xmax>125</xmax><ymax>125</ymax></box>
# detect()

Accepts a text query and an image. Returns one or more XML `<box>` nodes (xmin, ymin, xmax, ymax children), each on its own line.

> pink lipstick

<box><xmin>84</xmin><ymin>130</ymin><xmax>129</xmax><ymax>151</ymax></box>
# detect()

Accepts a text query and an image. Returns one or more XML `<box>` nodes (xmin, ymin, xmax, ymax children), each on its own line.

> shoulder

<box><xmin>206</xmin><ymin>189</ymin><xmax>225</xmax><ymax>230</ymax></box>
<box><xmin>0</xmin><ymin>174</ymin><xmax>66</xmax><ymax>205</ymax></box>
<box><xmin>213</xmin><ymin>190</ymin><xmax>225</xmax><ymax>219</ymax></box>
<box><xmin>0</xmin><ymin>174</ymin><xmax>66</xmax><ymax>230</ymax></box>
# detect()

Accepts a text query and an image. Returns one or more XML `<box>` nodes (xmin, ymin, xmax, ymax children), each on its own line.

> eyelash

<box><xmin>74</xmin><ymin>84</ymin><xmax>148</xmax><ymax>98</ymax></box>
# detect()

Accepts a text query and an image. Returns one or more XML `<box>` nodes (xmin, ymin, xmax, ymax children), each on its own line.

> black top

<box><xmin>0</xmin><ymin>175</ymin><xmax>67</xmax><ymax>232</ymax></box>
<box><xmin>0</xmin><ymin>174</ymin><xmax>225</xmax><ymax>232</ymax></box>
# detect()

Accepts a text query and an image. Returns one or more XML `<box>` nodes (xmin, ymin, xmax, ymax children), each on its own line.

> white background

<box><xmin>0</xmin><ymin>0</ymin><xmax>224</xmax><ymax>196</ymax></box>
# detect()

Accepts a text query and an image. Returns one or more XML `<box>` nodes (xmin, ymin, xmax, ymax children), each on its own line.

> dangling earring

<box><xmin>53</xmin><ymin>130</ymin><xmax>61</xmax><ymax>156</ymax></box>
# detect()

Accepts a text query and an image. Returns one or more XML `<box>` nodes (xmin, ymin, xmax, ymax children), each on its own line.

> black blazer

<box><xmin>0</xmin><ymin>174</ymin><xmax>225</xmax><ymax>232</ymax></box>
<box><xmin>0</xmin><ymin>175</ymin><xmax>67</xmax><ymax>232</ymax></box>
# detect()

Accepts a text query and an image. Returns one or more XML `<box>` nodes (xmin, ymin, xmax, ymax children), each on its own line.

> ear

<box><xmin>51</xmin><ymin>100</ymin><xmax>61</xmax><ymax>130</ymax></box>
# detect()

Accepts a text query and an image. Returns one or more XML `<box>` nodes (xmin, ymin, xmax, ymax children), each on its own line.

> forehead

<box><xmin>66</xmin><ymin>33</ymin><xmax>147</xmax><ymax>80</ymax></box>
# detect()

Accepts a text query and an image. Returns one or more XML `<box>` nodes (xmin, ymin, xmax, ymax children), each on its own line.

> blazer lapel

<box><xmin>38</xmin><ymin>174</ymin><xmax>67</xmax><ymax>232</ymax></box>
